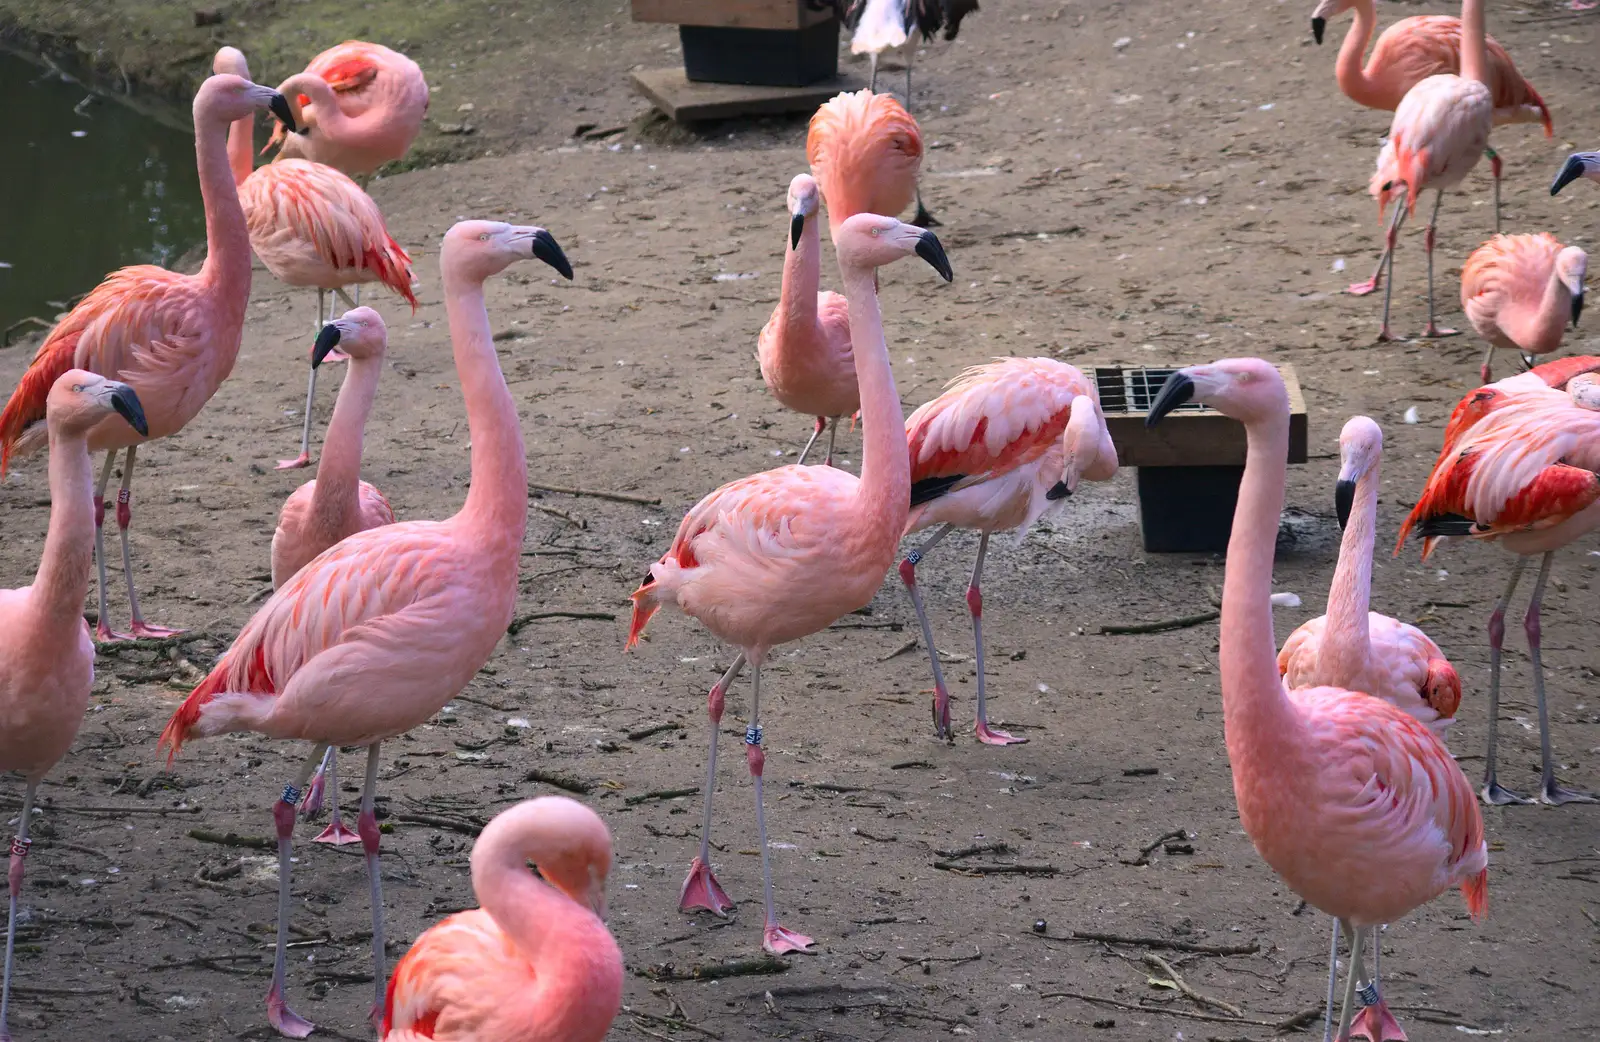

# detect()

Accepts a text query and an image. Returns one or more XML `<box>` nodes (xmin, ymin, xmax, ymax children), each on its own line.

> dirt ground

<box><xmin>2</xmin><ymin>0</ymin><xmax>1599</xmax><ymax>1039</ymax></box>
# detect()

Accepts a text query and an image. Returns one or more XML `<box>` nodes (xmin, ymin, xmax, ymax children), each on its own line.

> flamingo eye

<box><xmin>479</xmin><ymin>233</ymin><xmax>490</xmax><ymax>242</ymax></box>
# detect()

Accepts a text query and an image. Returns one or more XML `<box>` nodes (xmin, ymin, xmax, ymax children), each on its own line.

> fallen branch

<box><xmin>893</xmin><ymin>947</ymin><xmax>982</xmax><ymax>974</ymax></box>
<box><xmin>628</xmin><ymin>722</ymin><xmax>683</xmax><ymax>741</ymax></box>
<box><xmin>530</xmin><ymin>481</ymin><xmax>660</xmax><ymax>506</ymax></box>
<box><xmin>880</xmin><ymin>637</ymin><xmax>919</xmax><ymax>661</ymax></box>
<box><xmin>524</xmin><ymin>768</ymin><xmax>593</xmax><ymax>794</ymax></box>
<box><xmin>534</xmin><ymin>504</ymin><xmax>587</xmax><ymax>529</ymax></box>
<box><xmin>187</xmin><ymin>828</ymin><xmax>274</xmax><ymax>851</ymax></box>
<box><xmin>623</xmin><ymin>1008</ymin><xmax>723</xmax><ymax>1040</ymax></box>
<box><xmin>935</xmin><ymin>861</ymin><xmax>1056</xmax><ymax>875</ymax></box>
<box><xmin>1122</xmin><ymin>827</ymin><xmax>1189</xmax><ymax>867</ymax></box>
<box><xmin>890</xmin><ymin>760</ymin><xmax>934</xmax><ymax>770</ymax></box>
<box><xmin>7</xmin><ymin>983</ymin><xmax>116</xmax><ymax>996</ymax></box>
<box><xmin>391</xmin><ymin>811</ymin><xmax>483</xmax><ymax>837</ymax></box>
<box><xmin>935</xmin><ymin>841</ymin><xmax>1010</xmax><ymax>860</ymax></box>
<box><xmin>1034</xmin><ymin>929</ymin><xmax>1259</xmax><ymax>956</ymax></box>
<box><xmin>625</xmin><ymin>787</ymin><xmax>698</xmax><ymax>806</ymax></box>
<box><xmin>1100</xmin><ymin>609</ymin><xmax>1219</xmax><ymax>635</ymax></box>
<box><xmin>508</xmin><ymin>610</ymin><xmax>616</xmax><ymax>635</ymax></box>
<box><xmin>0</xmin><ymin>797</ymin><xmax>200</xmax><ymax>817</ymax></box>
<box><xmin>639</xmin><ymin>956</ymin><xmax>791</xmax><ymax>982</ymax></box>
<box><xmin>1039</xmin><ymin>991</ymin><xmax>1282</xmax><ymax>1028</ymax></box>
<box><xmin>1143</xmin><ymin>952</ymin><xmax>1243</xmax><ymax>1017</ymax></box>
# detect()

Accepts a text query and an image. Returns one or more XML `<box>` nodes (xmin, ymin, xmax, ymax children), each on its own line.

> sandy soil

<box><xmin>2</xmin><ymin>0</ymin><xmax>1599</xmax><ymax>1040</ymax></box>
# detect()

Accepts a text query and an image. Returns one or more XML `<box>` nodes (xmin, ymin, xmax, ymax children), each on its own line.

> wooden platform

<box><xmin>1095</xmin><ymin>364</ymin><xmax>1308</xmax><ymax>468</ymax></box>
<box><xmin>631</xmin><ymin>67</ymin><xmax>864</xmax><ymax>122</ymax></box>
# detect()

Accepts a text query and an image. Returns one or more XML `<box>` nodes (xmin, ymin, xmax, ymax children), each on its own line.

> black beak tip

<box><xmin>1311</xmin><ymin>16</ymin><xmax>1326</xmax><ymax>44</ymax></box>
<box><xmin>1551</xmin><ymin>156</ymin><xmax>1584</xmax><ymax>197</ymax></box>
<box><xmin>311</xmin><ymin>323</ymin><xmax>341</xmax><ymax>368</ymax></box>
<box><xmin>790</xmin><ymin>213</ymin><xmax>805</xmax><ymax>251</ymax></box>
<box><xmin>532</xmin><ymin>230</ymin><xmax>574</xmax><ymax>280</ymax></box>
<box><xmin>268</xmin><ymin>91</ymin><xmax>296</xmax><ymax>134</ymax></box>
<box><xmin>1335</xmin><ymin>479</ymin><xmax>1356</xmax><ymax>531</ymax></box>
<box><xmin>111</xmin><ymin>385</ymin><xmax>148</xmax><ymax>437</ymax></box>
<box><xmin>1046</xmin><ymin>480</ymin><xmax>1072</xmax><ymax>501</ymax></box>
<box><xmin>915</xmin><ymin>231</ymin><xmax>954</xmax><ymax>282</ymax></box>
<box><xmin>1145</xmin><ymin>372</ymin><xmax>1195</xmax><ymax>427</ymax></box>
<box><xmin>1573</xmin><ymin>292</ymin><xmax>1584</xmax><ymax>328</ymax></box>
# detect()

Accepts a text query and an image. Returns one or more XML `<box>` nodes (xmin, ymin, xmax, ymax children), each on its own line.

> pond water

<box><xmin>0</xmin><ymin>51</ymin><xmax>207</xmax><ymax>339</ymax></box>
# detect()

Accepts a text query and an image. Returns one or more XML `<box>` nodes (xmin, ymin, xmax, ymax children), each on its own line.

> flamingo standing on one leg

<box><xmin>380</xmin><ymin>797</ymin><xmax>622</xmax><ymax>1041</ymax></box>
<box><xmin>159</xmin><ymin>220</ymin><xmax>573</xmax><ymax>1037</ymax></box>
<box><xmin>1396</xmin><ymin>383</ymin><xmax>1600</xmax><ymax>805</ymax></box>
<box><xmin>842</xmin><ymin>0</ymin><xmax>979</xmax><ymax>226</ymax></box>
<box><xmin>1147</xmin><ymin>359</ymin><xmax>1487</xmax><ymax>1042</ymax></box>
<box><xmin>1461</xmin><ymin>234</ymin><xmax>1586</xmax><ymax>382</ymax></box>
<box><xmin>627</xmin><ymin>214</ymin><xmax>952</xmax><ymax>954</ymax></box>
<box><xmin>270</xmin><ymin>307</ymin><xmax>397</xmax><ymax>847</ymax></box>
<box><xmin>758</xmin><ymin>174</ymin><xmax>857</xmax><ymax>466</ymax></box>
<box><xmin>1309</xmin><ymin>0</ymin><xmax>1551</xmax><ymax>234</ymax></box>
<box><xmin>1277</xmin><ymin>415</ymin><xmax>1461</xmax><ymax>1042</ymax></box>
<box><xmin>0</xmin><ymin>74</ymin><xmax>294</xmax><ymax>641</ymax></box>
<box><xmin>213</xmin><ymin>48</ymin><xmax>418</xmax><ymax>470</ymax></box>
<box><xmin>898</xmin><ymin>358</ymin><xmax>1117</xmax><ymax>743</ymax></box>
<box><xmin>1348</xmin><ymin>0</ymin><xmax>1493</xmax><ymax>343</ymax></box>
<box><xmin>265</xmin><ymin>40</ymin><xmax>429</xmax><ymax>181</ymax></box>
<box><xmin>1551</xmin><ymin>151</ymin><xmax>1600</xmax><ymax>195</ymax></box>
<box><xmin>0</xmin><ymin>372</ymin><xmax>146</xmax><ymax>1042</ymax></box>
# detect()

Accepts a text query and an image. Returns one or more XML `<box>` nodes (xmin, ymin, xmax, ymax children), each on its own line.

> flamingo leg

<box><xmin>267</xmin><ymin>745</ymin><xmax>328</xmax><ymax>1039</ymax></box>
<box><xmin>969</xmin><ymin>533</ymin><xmax>1023</xmax><ymax>745</ymax></box>
<box><xmin>1420</xmin><ymin>191</ymin><xmax>1458</xmax><ymax>338</ymax></box>
<box><xmin>824</xmin><ymin>416</ymin><xmax>840</xmax><ymax>468</ymax></box>
<box><xmin>869</xmin><ymin>52</ymin><xmax>879</xmax><ymax>93</ymax></box>
<box><xmin>310</xmin><ymin>748</ymin><xmax>359</xmax><ymax>844</ymax></box>
<box><xmin>1348</xmin><ymin>195</ymin><xmax>1405</xmax><ymax>299</ymax></box>
<box><xmin>796</xmin><ymin>417</ymin><xmax>826</xmax><ymax>466</ymax></box>
<box><xmin>904</xmin><ymin>54</ymin><xmax>940</xmax><ymax>229</ymax></box>
<box><xmin>680</xmin><ymin>654</ymin><xmax>744</xmax><ymax>916</ymax></box>
<box><xmin>1480</xmin><ymin>341</ymin><xmax>1496</xmax><ymax>385</ymax></box>
<box><xmin>1321</xmin><ymin>917</ymin><xmax>1340</xmax><ymax>1042</ymax></box>
<box><xmin>746</xmin><ymin>663</ymin><xmax>813</xmax><ymax>955</ymax></box>
<box><xmin>1525</xmin><ymin>553</ymin><xmax>1596</xmax><ymax>804</ymax></box>
<box><xmin>898</xmin><ymin>524</ymin><xmax>957</xmax><ymax>742</ymax></box>
<box><xmin>1483</xmin><ymin>556</ymin><xmax>1532</xmax><ymax>804</ymax></box>
<box><xmin>357</xmin><ymin>743</ymin><xmax>388</xmax><ymax>1029</ymax></box>
<box><xmin>1</xmin><ymin>780</ymin><xmax>37</xmax><ymax>1042</ymax></box>
<box><xmin>1332</xmin><ymin>921</ymin><xmax>1367</xmax><ymax>1042</ymax></box>
<box><xmin>279</xmin><ymin>360</ymin><xmax>318</xmax><ymax>471</ymax></box>
<box><xmin>109</xmin><ymin>446</ymin><xmax>183</xmax><ymax>639</ymax></box>
<box><xmin>1349</xmin><ymin>925</ymin><xmax>1407</xmax><ymax>1042</ymax></box>
<box><xmin>92</xmin><ymin>452</ymin><xmax>118</xmax><ymax>642</ymax></box>
<box><xmin>1487</xmin><ymin>147</ymin><xmax>1501</xmax><ymax>235</ymax></box>
<box><xmin>300</xmin><ymin>746</ymin><xmax>331</xmax><ymax>816</ymax></box>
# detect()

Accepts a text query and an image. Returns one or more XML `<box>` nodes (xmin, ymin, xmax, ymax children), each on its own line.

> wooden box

<box><xmin>632</xmin><ymin>0</ymin><xmax>841</xmax><ymax>88</ymax></box>
<box><xmin>1093</xmin><ymin>365</ymin><xmax>1309</xmax><ymax>554</ymax></box>
<box><xmin>631</xmin><ymin>0</ymin><xmax>837</xmax><ymax>30</ymax></box>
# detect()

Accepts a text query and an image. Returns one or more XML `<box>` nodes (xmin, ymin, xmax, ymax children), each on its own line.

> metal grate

<box><xmin>1093</xmin><ymin>366</ymin><xmax>1207</xmax><ymax>417</ymax></box>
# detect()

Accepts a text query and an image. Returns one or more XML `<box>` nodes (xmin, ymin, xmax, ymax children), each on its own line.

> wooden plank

<box><xmin>631</xmin><ymin>67</ymin><xmax>863</xmax><ymax>122</ymax></box>
<box><xmin>1102</xmin><ymin>364</ymin><xmax>1308</xmax><ymax>467</ymax></box>
<box><xmin>631</xmin><ymin>0</ymin><xmax>833</xmax><ymax>30</ymax></box>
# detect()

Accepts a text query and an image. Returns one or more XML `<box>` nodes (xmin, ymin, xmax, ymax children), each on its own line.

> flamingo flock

<box><xmin>0</xmin><ymin>2</ymin><xmax>1596</xmax><ymax>1040</ymax></box>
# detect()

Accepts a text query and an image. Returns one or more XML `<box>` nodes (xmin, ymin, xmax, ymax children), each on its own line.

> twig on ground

<box><xmin>1143</xmin><ymin>953</ymin><xmax>1243</xmax><ymax>1016</ymax></box>
<box><xmin>639</xmin><ymin>957</ymin><xmax>791</xmax><ymax>982</ymax></box>
<box><xmin>1122</xmin><ymin>827</ymin><xmax>1189</xmax><ymax>867</ymax></box>
<box><xmin>1033</xmin><ymin>929</ymin><xmax>1260</xmax><ymax>956</ymax></box>
<box><xmin>934</xmin><ymin>861</ymin><xmax>1056</xmax><ymax>875</ymax></box>
<box><xmin>893</xmin><ymin>947</ymin><xmax>982</xmax><ymax>975</ymax></box>
<box><xmin>34</xmin><ymin>839</ymin><xmax>114</xmax><ymax>861</ymax></box>
<box><xmin>623</xmin><ymin>1008</ymin><xmax>724</xmax><ymax>1039</ymax></box>
<box><xmin>1040</xmin><ymin>991</ymin><xmax>1283</xmax><ymax>1028</ymax></box>
<box><xmin>523</xmin><ymin>768</ymin><xmax>594</xmax><ymax>794</ymax></box>
<box><xmin>530</xmin><ymin>481</ymin><xmax>660</xmax><ymax>505</ymax></box>
<box><xmin>138</xmin><ymin>908</ymin><xmax>202</xmax><ymax>931</ymax></box>
<box><xmin>626</xmin><ymin>787</ymin><xmax>698</xmax><ymax>806</ymax></box>
<box><xmin>7</xmin><ymin>983</ymin><xmax>116</xmax><ymax>996</ymax></box>
<box><xmin>507</xmin><ymin>610</ymin><xmax>617</xmax><ymax>635</ymax></box>
<box><xmin>187</xmin><ymin>828</ymin><xmax>275</xmax><ymax>850</ymax></box>
<box><xmin>392</xmin><ymin>811</ymin><xmax>483</xmax><ymax>837</ymax></box>
<box><xmin>628</xmin><ymin>722</ymin><xmax>683</xmax><ymax>741</ymax></box>
<box><xmin>935</xmin><ymin>841</ymin><xmax>1010</xmax><ymax>859</ymax></box>
<box><xmin>880</xmin><ymin>637</ymin><xmax>919</xmax><ymax>660</ymax></box>
<box><xmin>851</xmin><ymin>827</ymin><xmax>897</xmax><ymax>843</ymax></box>
<box><xmin>1100</xmin><ymin>609</ymin><xmax>1220</xmax><ymax>635</ymax></box>
<box><xmin>0</xmin><ymin>797</ymin><xmax>200</xmax><ymax>817</ymax></box>
<box><xmin>535</xmin><ymin>503</ymin><xmax>587</xmax><ymax>529</ymax></box>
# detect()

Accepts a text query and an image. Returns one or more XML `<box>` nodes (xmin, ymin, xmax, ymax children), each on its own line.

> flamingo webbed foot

<box><xmin>1538</xmin><ymin>781</ymin><xmax>1597</xmax><ymax>806</ymax></box>
<box><xmin>312</xmin><ymin>817</ymin><xmax>362</xmax><ymax>845</ymax></box>
<box><xmin>975</xmin><ymin>720</ymin><xmax>1027</xmax><ymax>745</ymax></box>
<box><xmin>266</xmin><ymin>985</ymin><xmax>314</xmax><ymax>1039</ymax></box>
<box><xmin>1419</xmin><ymin>324</ymin><xmax>1459</xmax><ymax>339</ymax></box>
<box><xmin>276</xmin><ymin>452</ymin><xmax>312</xmax><ymax>471</ymax></box>
<box><xmin>1348</xmin><ymin>995</ymin><xmax>1408</xmax><ymax>1042</ymax></box>
<box><xmin>1481</xmin><ymin>779</ymin><xmax>1533</xmax><ymax>806</ymax></box>
<box><xmin>678</xmin><ymin>856</ymin><xmax>734</xmax><ymax>916</ymax></box>
<box><xmin>763</xmin><ymin>923</ymin><xmax>815</xmax><ymax>955</ymax></box>
<box><xmin>932</xmin><ymin>688</ymin><xmax>953</xmax><ymax>744</ymax></box>
<box><xmin>1347</xmin><ymin>278</ymin><xmax>1380</xmax><ymax>297</ymax></box>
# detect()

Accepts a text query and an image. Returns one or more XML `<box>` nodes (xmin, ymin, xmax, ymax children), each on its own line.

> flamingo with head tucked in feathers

<box><xmin>1460</xmin><ymin>233</ymin><xmax>1585</xmax><ymax>382</ymax></box>
<box><xmin>266</xmin><ymin>40</ymin><xmax>428</xmax><ymax>181</ymax></box>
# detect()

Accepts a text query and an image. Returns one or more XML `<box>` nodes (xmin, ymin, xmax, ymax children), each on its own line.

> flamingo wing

<box><xmin>0</xmin><ymin>266</ymin><xmax>205</xmax><ymax>470</ymax></box>
<box><xmin>1371</xmin><ymin>18</ymin><xmax>1550</xmax><ymax>131</ymax></box>
<box><xmin>905</xmin><ymin>357</ymin><xmax>1094</xmax><ymax>503</ymax></box>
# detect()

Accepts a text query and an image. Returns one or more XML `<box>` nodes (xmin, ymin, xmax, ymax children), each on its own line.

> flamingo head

<box><xmin>1551</xmin><ymin>152</ymin><xmax>1600</xmax><ymax>197</ymax></box>
<box><xmin>442</xmin><ymin>220</ymin><xmax>574</xmax><ymax>283</ymax></box>
<box><xmin>1309</xmin><ymin>0</ymin><xmax>1352</xmax><ymax>44</ymax></box>
<box><xmin>1334</xmin><ymin>415</ymin><xmax>1383</xmax><ymax>529</ymax></box>
<box><xmin>1146</xmin><ymin>358</ymin><xmax>1288</xmax><ymax>429</ymax></box>
<box><xmin>212</xmin><ymin>46</ymin><xmax>249</xmax><ymax>78</ymax></box>
<box><xmin>1422</xmin><ymin>658</ymin><xmax>1462</xmax><ymax>720</ymax></box>
<box><xmin>833</xmin><ymin>213</ymin><xmax>951</xmax><ymax>281</ymax></box>
<box><xmin>47</xmin><ymin>370</ymin><xmax>147</xmax><ymax>439</ymax></box>
<box><xmin>787</xmin><ymin>173</ymin><xmax>822</xmax><ymax>250</ymax></box>
<box><xmin>313</xmin><ymin>306</ymin><xmax>387</xmax><ymax>368</ymax></box>
<box><xmin>1050</xmin><ymin>396</ymin><xmax>1118</xmax><ymax>499</ymax></box>
<box><xmin>517</xmin><ymin>797</ymin><xmax>614</xmax><ymax>921</ymax></box>
<box><xmin>197</xmin><ymin>73</ymin><xmax>295</xmax><ymax>133</ymax></box>
<box><xmin>1555</xmin><ymin>246</ymin><xmax>1586</xmax><ymax>327</ymax></box>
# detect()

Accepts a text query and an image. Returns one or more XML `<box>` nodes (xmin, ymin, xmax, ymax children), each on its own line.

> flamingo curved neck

<box><xmin>777</xmin><ymin>218</ymin><xmax>822</xmax><ymax>332</ymax></box>
<box><xmin>310</xmin><ymin>356</ymin><xmax>382</xmax><ymax>534</ymax></box>
<box><xmin>440</xmin><ymin>261</ymin><xmax>528</xmax><ymax>552</ymax></box>
<box><xmin>1333</xmin><ymin>0</ymin><xmax>1388</xmax><ymax>109</ymax></box>
<box><xmin>838</xmin><ymin>264</ymin><xmax>909</xmax><ymax>551</ymax></box>
<box><xmin>1459</xmin><ymin>0</ymin><xmax>1487</xmax><ymax>86</ymax></box>
<box><xmin>1503</xmin><ymin>270</ymin><xmax>1577</xmax><ymax>354</ymax></box>
<box><xmin>225</xmin><ymin>109</ymin><xmax>255</xmax><ymax>187</ymax></box>
<box><xmin>32</xmin><ymin>426</ymin><xmax>96</xmax><ymax>629</ymax></box>
<box><xmin>1323</xmin><ymin>466</ymin><xmax>1378</xmax><ymax>679</ymax></box>
<box><xmin>195</xmin><ymin>104</ymin><xmax>253</xmax><ymax>318</ymax></box>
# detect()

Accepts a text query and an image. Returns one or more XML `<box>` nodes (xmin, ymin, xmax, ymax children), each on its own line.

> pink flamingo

<box><xmin>213</xmin><ymin>48</ymin><xmax>418</xmax><ymax>471</ymax></box>
<box><xmin>758</xmin><ymin>174</ymin><xmax>856</xmax><ymax>465</ymax></box>
<box><xmin>159</xmin><ymin>219</ymin><xmax>573</xmax><ymax>1037</ymax></box>
<box><xmin>1460</xmin><ymin>234</ymin><xmax>1586</xmax><ymax>382</ymax></box>
<box><xmin>0</xmin><ymin>73</ymin><xmax>293</xmax><ymax>641</ymax></box>
<box><xmin>898</xmin><ymin>358</ymin><xmax>1118</xmax><ymax>743</ymax></box>
<box><xmin>1309</xmin><ymin>0</ymin><xmax>1551</xmax><ymax>232</ymax></box>
<box><xmin>381</xmin><ymin>797</ymin><xmax>622</xmax><ymax>1041</ymax></box>
<box><xmin>270</xmin><ymin>307</ymin><xmax>397</xmax><ymax>847</ymax></box>
<box><xmin>1551</xmin><ymin>151</ymin><xmax>1600</xmax><ymax>194</ymax></box>
<box><xmin>627</xmin><ymin>214</ymin><xmax>952</xmax><ymax>954</ymax></box>
<box><xmin>1276</xmin><ymin>415</ymin><xmax>1461</xmax><ymax>1042</ymax></box>
<box><xmin>807</xmin><ymin>90</ymin><xmax>924</xmax><ymax>239</ymax></box>
<box><xmin>266</xmin><ymin>41</ymin><xmax>429</xmax><ymax>181</ymax></box>
<box><xmin>1397</xmin><ymin>378</ymin><xmax>1600</xmax><ymax>805</ymax></box>
<box><xmin>1147</xmin><ymin>358</ymin><xmax>1487</xmax><ymax>1042</ymax></box>
<box><xmin>0</xmin><ymin>371</ymin><xmax>145</xmax><ymax>1042</ymax></box>
<box><xmin>1349</xmin><ymin>0</ymin><xmax>1493</xmax><ymax>342</ymax></box>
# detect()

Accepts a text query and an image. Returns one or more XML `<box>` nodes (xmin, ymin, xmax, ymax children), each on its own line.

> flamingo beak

<box><xmin>1551</xmin><ymin>154</ymin><xmax>1589</xmax><ymax>197</ymax></box>
<box><xmin>790</xmin><ymin>212</ymin><xmax>805</xmax><ymax>251</ymax></box>
<box><xmin>269</xmin><ymin>91</ymin><xmax>297</xmax><ymax>134</ymax></box>
<box><xmin>530</xmin><ymin>229</ymin><xmax>574</xmax><ymax>280</ymax></box>
<box><xmin>1335</xmin><ymin>479</ymin><xmax>1355</xmax><ymax>530</ymax></box>
<box><xmin>1311</xmin><ymin>16</ymin><xmax>1326</xmax><ymax>44</ymax></box>
<box><xmin>109</xmin><ymin>383</ymin><xmax>148</xmax><ymax>437</ymax></box>
<box><xmin>1046</xmin><ymin>479</ymin><xmax>1071</xmax><ymax>501</ymax></box>
<box><xmin>1145</xmin><ymin>372</ymin><xmax>1195</xmax><ymax>427</ymax></box>
<box><xmin>915</xmin><ymin>230</ymin><xmax>953</xmax><ymax>282</ymax></box>
<box><xmin>1573</xmin><ymin>290</ymin><xmax>1585</xmax><ymax>328</ymax></box>
<box><xmin>311</xmin><ymin>323</ymin><xmax>342</xmax><ymax>368</ymax></box>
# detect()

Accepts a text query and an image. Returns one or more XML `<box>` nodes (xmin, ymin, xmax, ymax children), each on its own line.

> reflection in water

<box><xmin>0</xmin><ymin>52</ymin><xmax>206</xmax><ymax>335</ymax></box>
